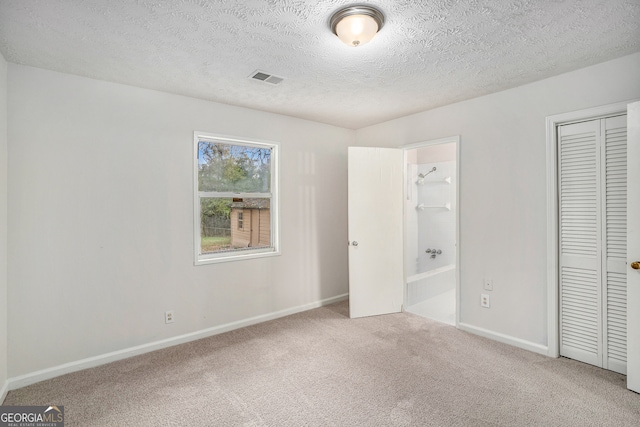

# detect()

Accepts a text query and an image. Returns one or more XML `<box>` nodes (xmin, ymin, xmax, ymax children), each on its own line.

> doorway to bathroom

<box><xmin>403</xmin><ymin>137</ymin><xmax>459</xmax><ymax>325</ymax></box>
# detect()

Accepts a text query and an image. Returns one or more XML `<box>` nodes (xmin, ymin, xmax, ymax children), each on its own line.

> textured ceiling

<box><xmin>0</xmin><ymin>0</ymin><xmax>639</xmax><ymax>129</ymax></box>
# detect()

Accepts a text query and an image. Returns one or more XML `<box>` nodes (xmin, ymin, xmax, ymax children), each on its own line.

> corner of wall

<box><xmin>0</xmin><ymin>51</ymin><xmax>8</xmax><ymax>401</ymax></box>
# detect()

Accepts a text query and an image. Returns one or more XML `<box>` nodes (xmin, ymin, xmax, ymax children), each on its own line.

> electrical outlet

<box><xmin>483</xmin><ymin>278</ymin><xmax>493</xmax><ymax>291</ymax></box>
<box><xmin>165</xmin><ymin>310</ymin><xmax>174</xmax><ymax>324</ymax></box>
<box><xmin>480</xmin><ymin>294</ymin><xmax>490</xmax><ymax>308</ymax></box>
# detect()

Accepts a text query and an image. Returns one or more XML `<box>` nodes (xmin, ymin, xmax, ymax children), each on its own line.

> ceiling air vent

<box><xmin>249</xmin><ymin>70</ymin><xmax>284</xmax><ymax>85</ymax></box>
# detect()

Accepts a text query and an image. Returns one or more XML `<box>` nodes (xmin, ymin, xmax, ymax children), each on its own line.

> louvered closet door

<box><xmin>558</xmin><ymin>115</ymin><xmax>627</xmax><ymax>374</ymax></box>
<box><xmin>602</xmin><ymin>115</ymin><xmax>627</xmax><ymax>374</ymax></box>
<box><xmin>559</xmin><ymin>120</ymin><xmax>602</xmax><ymax>367</ymax></box>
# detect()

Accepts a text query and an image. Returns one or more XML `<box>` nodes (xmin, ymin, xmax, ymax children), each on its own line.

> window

<box><xmin>237</xmin><ymin>211</ymin><xmax>244</xmax><ymax>230</ymax></box>
<box><xmin>194</xmin><ymin>133</ymin><xmax>279</xmax><ymax>264</ymax></box>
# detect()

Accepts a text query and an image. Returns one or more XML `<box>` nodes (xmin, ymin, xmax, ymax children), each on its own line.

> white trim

<box><xmin>193</xmin><ymin>132</ymin><xmax>281</xmax><ymax>265</ymax></box>
<box><xmin>198</xmin><ymin>192</ymin><xmax>273</xmax><ymax>198</ymax></box>
<box><xmin>401</xmin><ymin>136</ymin><xmax>461</xmax><ymax>327</ymax></box>
<box><xmin>0</xmin><ymin>380</ymin><xmax>8</xmax><ymax>403</ymax></box>
<box><xmin>401</xmin><ymin>136</ymin><xmax>459</xmax><ymax>150</ymax></box>
<box><xmin>458</xmin><ymin>322</ymin><xmax>549</xmax><ymax>356</ymax></box>
<box><xmin>545</xmin><ymin>113</ymin><xmax>560</xmax><ymax>358</ymax></box>
<box><xmin>455</xmin><ymin>138</ymin><xmax>461</xmax><ymax>326</ymax></box>
<box><xmin>545</xmin><ymin>99</ymin><xmax>638</xmax><ymax>358</ymax></box>
<box><xmin>7</xmin><ymin>293</ymin><xmax>348</xmax><ymax>391</ymax></box>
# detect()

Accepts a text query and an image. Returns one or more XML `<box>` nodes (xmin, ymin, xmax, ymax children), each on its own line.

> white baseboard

<box><xmin>8</xmin><ymin>293</ymin><xmax>349</xmax><ymax>391</ymax></box>
<box><xmin>0</xmin><ymin>379</ymin><xmax>8</xmax><ymax>403</ymax></box>
<box><xmin>457</xmin><ymin>322</ymin><xmax>550</xmax><ymax>356</ymax></box>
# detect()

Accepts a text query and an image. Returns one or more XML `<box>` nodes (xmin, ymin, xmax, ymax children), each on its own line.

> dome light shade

<box><xmin>330</xmin><ymin>5</ymin><xmax>385</xmax><ymax>47</ymax></box>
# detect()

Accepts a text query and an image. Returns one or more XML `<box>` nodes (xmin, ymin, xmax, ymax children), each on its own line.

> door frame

<box><xmin>401</xmin><ymin>136</ymin><xmax>461</xmax><ymax>325</ymax></box>
<box><xmin>545</xmin><ymin>99</ymin><xmax>638</xmax><ymax>358</ymax></box>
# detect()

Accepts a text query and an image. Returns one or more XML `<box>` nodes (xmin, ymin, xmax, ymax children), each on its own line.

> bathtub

<box><xmin>406</xmin><ymin>264</ymin><xmax>456</xmax><ymax>307</ymax></box>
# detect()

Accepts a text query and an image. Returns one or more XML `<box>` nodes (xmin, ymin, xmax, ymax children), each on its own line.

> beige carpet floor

<box><xmin>3</xmin><ymin>300</ymin><xmax>640</xmax><ymax>426</ymax></box>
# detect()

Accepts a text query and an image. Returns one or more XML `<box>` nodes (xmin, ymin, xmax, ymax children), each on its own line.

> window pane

<box><xmin>198</xmin><ymin>141</ymin><xmax>271</xmax><ymax>193</ymax></box>
<box><xmin>200</xmin><ymin>197</ymin><xmax>271</xmax><ymax>255</ymax></box>
<box><xmin>200</xmin><ymin>198</ymin><xmax>232</xmax><ymax>254</ymax></box>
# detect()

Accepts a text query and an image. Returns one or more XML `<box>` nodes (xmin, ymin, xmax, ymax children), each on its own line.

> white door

<box><xmin>627</xmin><ymin>101</ymin><xmax>640</xmax><ymax>393</ymax></box>
<box><xmin>348</xmin><ymin>147</ymin><xmax>404</xmax><ymax>318</ymax></box>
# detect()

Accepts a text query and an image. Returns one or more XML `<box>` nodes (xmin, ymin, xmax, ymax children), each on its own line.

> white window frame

<box><xmin>194</xmin><ymin>132</ymin><xmax>280</xmax><ymax>265</ymax></box>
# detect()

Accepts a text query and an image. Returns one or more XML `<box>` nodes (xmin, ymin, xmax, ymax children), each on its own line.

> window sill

<box><xmin>195</xmin><ymin>248</ymin><xmax>281</xmax><ymax>265</ymax></box>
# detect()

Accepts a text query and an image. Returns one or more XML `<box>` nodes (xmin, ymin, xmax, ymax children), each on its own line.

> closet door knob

<box><xmin>632</xmin><ymin>261</ymin><xmax>640</xmax><ymax>270</ymax></box>
<box><xmin>352</xmin><ymin>241</ymin><xmax>359</xmax><ymax>246</ymax></box>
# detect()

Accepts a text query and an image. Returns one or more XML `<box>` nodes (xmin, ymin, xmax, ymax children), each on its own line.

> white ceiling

<box><xmin>0</xmin><ymin>0</ymin><xmax>638</xmax><ymax>129</ymax></box>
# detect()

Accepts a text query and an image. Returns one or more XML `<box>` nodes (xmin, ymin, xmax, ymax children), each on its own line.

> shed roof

<box><xmin>230</xmin><ymin>198</ymin><xmax>270</xmax><ymax>209</ymax></box>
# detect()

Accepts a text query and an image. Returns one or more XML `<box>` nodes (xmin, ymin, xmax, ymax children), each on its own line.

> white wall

<box><xmin>356</xmin><ymin>53</ymin><xmax>640</xmax><ymax>349</ymax></box>
<box><xmin>0</xmin><ymin>50</ymin><xmax>8</xmax><ymax>396</ymax></box>
<box><xmin>416</xmin><ymin>143</ymin><xmax>456</xmax><ymax>164</ymax></box>
<box><xmin>7</xmin><ymin>65</ymin><xmax>353</xmax><ymax>378</ymax></box>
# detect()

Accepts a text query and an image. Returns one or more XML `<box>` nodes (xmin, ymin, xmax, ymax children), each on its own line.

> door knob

<box><xmin>352</xmin><ymin>241</ymin><xmax>358</xmax><ymax>246</ymax></box>
<box><xmin>632</xmin><ymin>261</ymin><xmax>640</xmax><ymax>270</ymax></box>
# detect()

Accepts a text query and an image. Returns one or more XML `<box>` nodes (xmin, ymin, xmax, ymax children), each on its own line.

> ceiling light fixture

<box><xmin>330</xmin><ymin>5</ymin><xmax>385</xmax><ymax>47</ymax></box>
